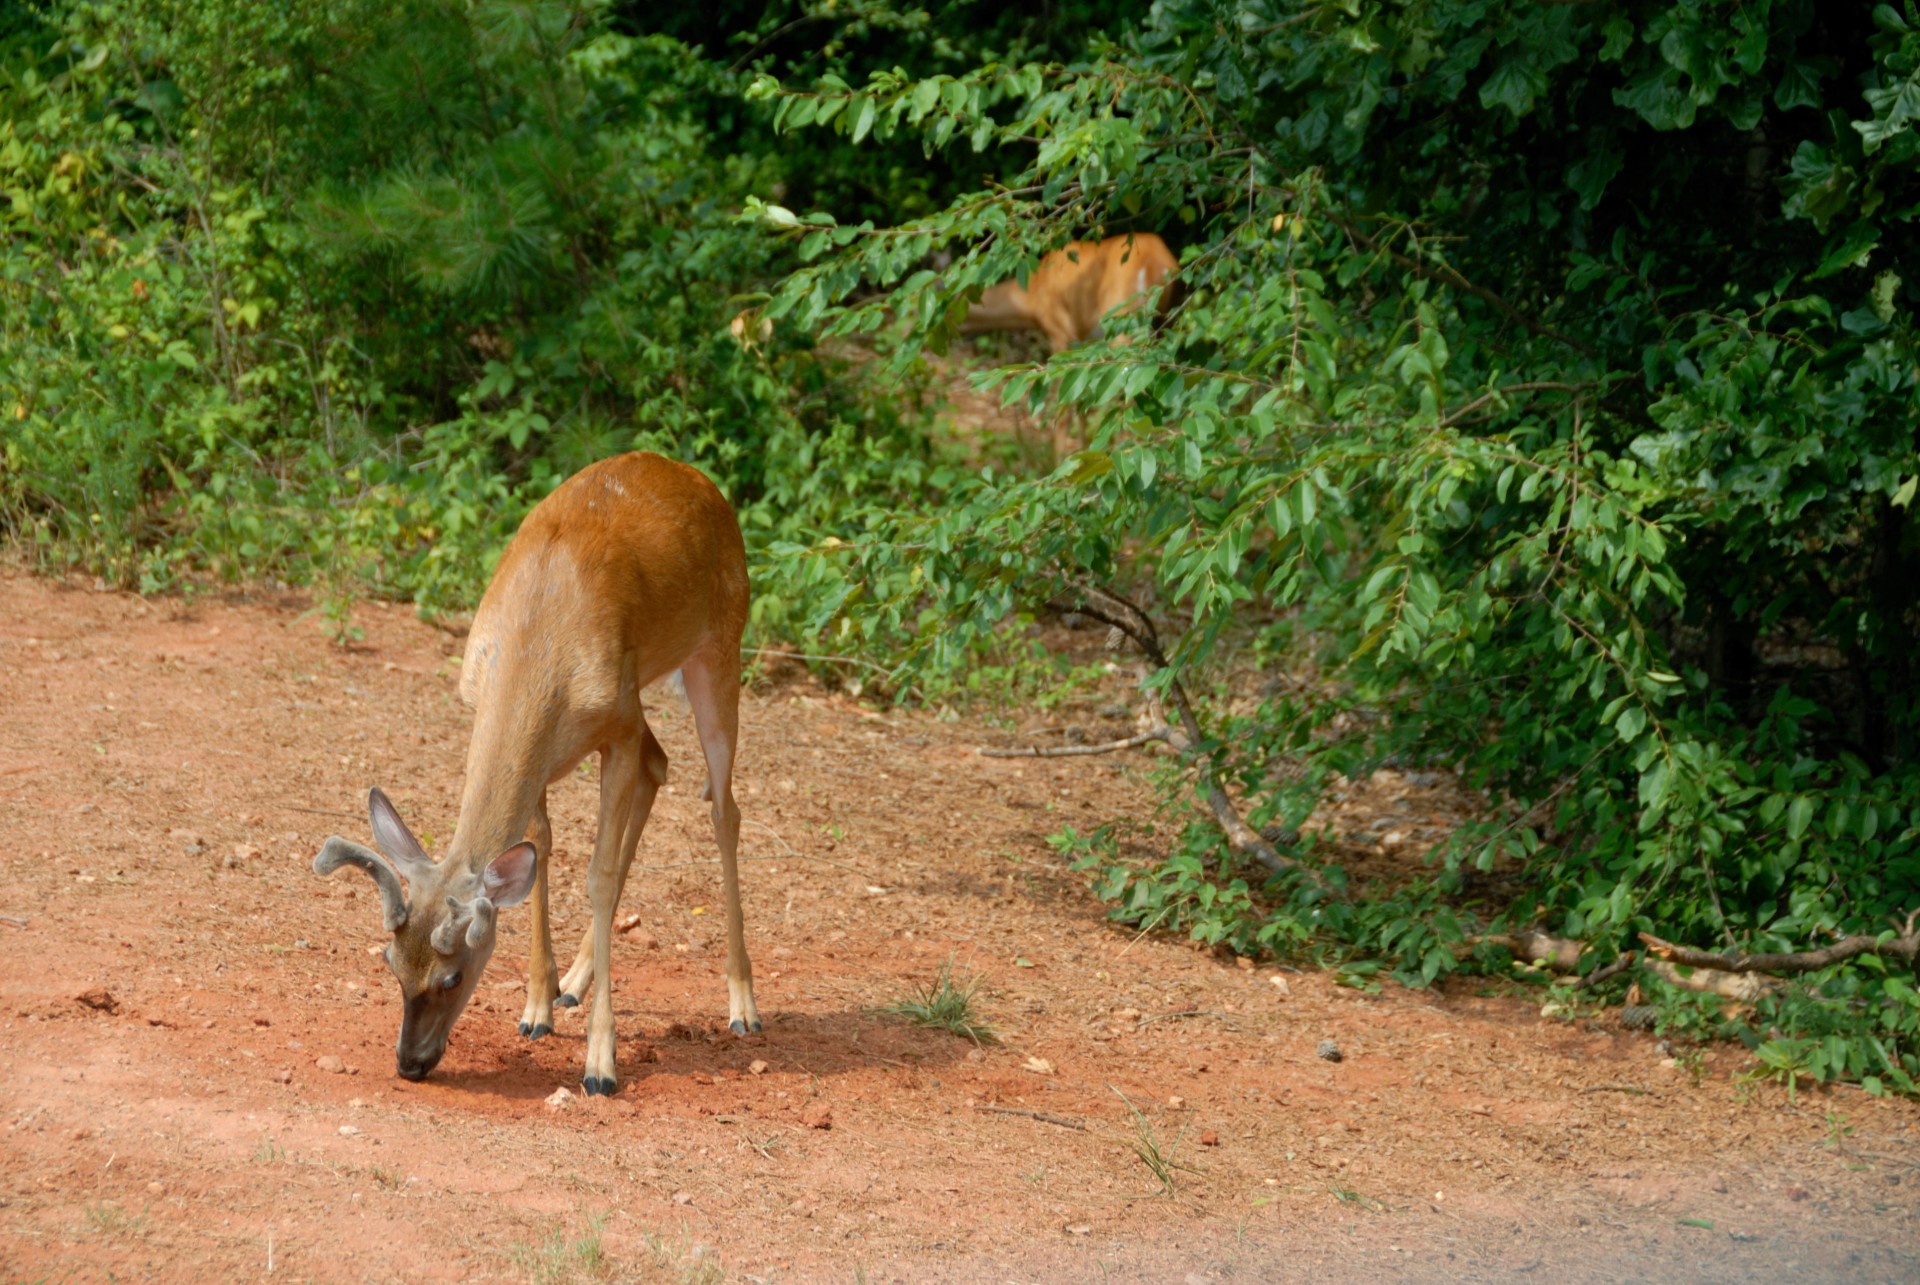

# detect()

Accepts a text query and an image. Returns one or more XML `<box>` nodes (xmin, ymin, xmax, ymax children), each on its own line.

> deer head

<box><xmin>313</xmin><ymin>788</ymin><xmax>537</xmax><ymax>1080</ymax></box>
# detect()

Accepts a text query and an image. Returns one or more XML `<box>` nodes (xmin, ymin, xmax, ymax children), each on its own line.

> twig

<box><xmin>1045</xmin><ymin>585</ymin><xmax>1317</xmax><ymax>887</ymax></box>
<box><xmin>1579</xmin><ymin>1084</ymin><xmax>1651</xmax><ymax>1096</ymax></box>
<box><xmin>972</xmin><ymin>1104</ymin><xmax>1088</xmax><ymax>1131</ymax></box>
<box><xmin>1639</xmin><ymin>918</ymin><xmax>1920</xmax><ymax>974</ymax></box>
<box><xmin>978</xmin><ymin>728</ymin><xmax>1170</xmax><ymax>758</ymax></box>
<box><xmin>1573</xmin><ymin>951</ymin><xmax>1638</xmax><ymax>991</ymax></box>
<box><xmin>0</xmin><ymin>916</ymin><xmax>27</xmax><ymax>928</ymax></box>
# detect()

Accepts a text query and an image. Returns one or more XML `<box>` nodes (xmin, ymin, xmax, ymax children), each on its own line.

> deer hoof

<box><xmin>519</xmin><ymin>1022</ymin><xmax>551</xmax><ymax>1040</ymax></box>
<box><xmin>555</xmin><ymin>993</ymin><xmax>581</xmax><ymax>1009</ymax></box>
<box><xmin>728</xmin><ymin>1018</ymin><xmax>764</xmax><ymax>1035</ymax></box>
<box><xmin>582</xmin><ymin>1075</ymin><xmax>616</xmax><ymax>1097</ymax></box>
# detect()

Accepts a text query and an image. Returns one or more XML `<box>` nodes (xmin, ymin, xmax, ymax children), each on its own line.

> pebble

<box><xmin>274</xmin><ymin>1068</ymin><xmax>292</xmax><ymax>1084</ymax></box>
<box><xmin>800</xmin><ymin>1102</ymin><xmax>833</xmax><ymax>1130</ymax></box>
<box><xmin>338</xmin><ymin>1125</ymin><xmax>361</xmax><ymax>1137</ymax></box>
<box><xmin>146</xmin><ymin>1181</ymin><xmax>163</xmax><ymax>1195</ymax></box>
<box><xmin>1316</xmin><ymin>1039</ymin><xmax>1344</xmax><ymax>1063</ymax></box>
<box><xmin>749</xmin><ymin>1059</ymin><xmax>769</xmax><ymax>1075</ymax></box>
<box><xmin>316</xmin><ymin>1055</ymin><xmax>345</xmax><ymax>1074</ymax></box>
<box><xmin>545</xmin><ymin>1086</ymin><xmax>573</xmax><ymax>1110</ymax></box>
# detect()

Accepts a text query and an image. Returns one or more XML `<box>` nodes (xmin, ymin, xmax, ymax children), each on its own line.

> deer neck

<box><xmin>441</xmin><ymin>679</ymin><xmax>557</xmax><ymax>876</ymax></box>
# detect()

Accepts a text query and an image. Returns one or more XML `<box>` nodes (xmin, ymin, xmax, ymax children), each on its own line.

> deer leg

<box><xmin>582</xmin><ymin>737</ymin><xmax>642</xmax><ymax>1096</ymax></box>
<box><xmin>517</xmin><ymin>790</ymin><xmax>559</xmax><ymax>1039</ymax></box>
<box><xmin>556</xmin><ymin>727</ymin><xmax>666</xmax><ymax>1008</ymax></box>
<box><xmin>683</xmin><ymin>651</ymin><xmax>759</xmax><ymax>1035</ymax></box>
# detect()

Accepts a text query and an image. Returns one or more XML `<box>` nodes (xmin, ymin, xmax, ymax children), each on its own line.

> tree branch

<box><xmin>1638</xmin><ymin>916</ymin><xmax>1920</xmax><ymax>975</ymax></box>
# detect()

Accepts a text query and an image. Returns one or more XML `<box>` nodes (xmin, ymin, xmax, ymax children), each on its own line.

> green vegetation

<box><xmin>509</xmin><ymin>1211</ymin><xmax>608</xmax><ymax>1285</ymax></box>
<box><xmin>881</xmin><ymin>959</ymin><xmax>997</xmax><ymax>1044</ymax></box>
<box><xmin>5</xmin><ymin>1</ymin><xmax>1919</xmax><ymax>1091</ymax></box>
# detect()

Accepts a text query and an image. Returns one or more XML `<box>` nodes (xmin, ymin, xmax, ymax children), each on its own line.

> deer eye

<box><xmin>440</xmin><ymin>971</ymin><xmax>462</xmax><ymax>993</ymax></box>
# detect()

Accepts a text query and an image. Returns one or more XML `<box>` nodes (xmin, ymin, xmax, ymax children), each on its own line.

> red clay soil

<box><xmin>2</xmin><ymin>566</ymin><xmax>1918</xmax><ymax>1284</ymax></box>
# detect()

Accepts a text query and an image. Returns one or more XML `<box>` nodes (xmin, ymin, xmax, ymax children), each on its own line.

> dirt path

<box><xmin>2</xmin><ymin>568</ymin><xmax>1916</xmax><ymax>1283</ymax></box>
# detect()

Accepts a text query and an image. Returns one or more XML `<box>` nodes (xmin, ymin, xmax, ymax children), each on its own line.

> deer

<box><xmin>311</xmin><ymin>452</ymin><xmax>756</xmax><ymax>1095</ymax></box>
<box><xmin>959</xmin><ymin>232</ymin><xmax>1177</xmax><ymax>354</ymax></box>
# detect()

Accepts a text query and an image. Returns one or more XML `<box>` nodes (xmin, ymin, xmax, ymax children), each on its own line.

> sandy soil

<box><xmin>2</xmin><ymin>567</ymin><xmax>1917</xmax><ymax>1284</ymax></box>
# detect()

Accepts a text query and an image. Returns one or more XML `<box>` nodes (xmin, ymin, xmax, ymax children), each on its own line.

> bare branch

<box><xmin>1638</xmin><ymin>921</ymin><xmax>1920</xmax><ymax>975</ymax></box>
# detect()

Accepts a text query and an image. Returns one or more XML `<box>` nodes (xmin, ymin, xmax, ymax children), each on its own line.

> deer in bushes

<box><xmin>313</xmin><ymin>452</ymin><xmax>757</xmax><ymax>1095</ymax></box>
<box><xmin>959</xmin><ymin>232</ymin><xmax>1177</xmax><ymax>354</ymax></box>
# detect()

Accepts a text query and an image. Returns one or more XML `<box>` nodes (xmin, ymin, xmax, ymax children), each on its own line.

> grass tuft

<box><xmin>511</xmin><ymin>1211</ymin><xmax>609</xmax><ymax>1285</ymax></box>
<box><xmin>881</xmin><ymin>959</ymin><xmax>998</xmax><ymax>1044</ymax></box>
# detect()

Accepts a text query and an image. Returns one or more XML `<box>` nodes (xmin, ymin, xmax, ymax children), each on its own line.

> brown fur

<box><xmin>960</xmin><ymin>233</ymin><xmax>1178</xmax><ymax>353</ymax></box>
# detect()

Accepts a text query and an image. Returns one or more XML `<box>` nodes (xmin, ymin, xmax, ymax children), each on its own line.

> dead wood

<box><xmin>1638</xmin><ymin>916</ymin><xmax>1920</xmax><ymax>975</ymax></box>
<box><xmin>1642</xmin><ymin>958</ymin><xmax>1780</xmax><ymax>1002</ymax></box>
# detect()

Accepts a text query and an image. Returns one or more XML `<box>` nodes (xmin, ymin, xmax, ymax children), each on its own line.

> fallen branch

<box><xmin>1642</xmin><ymin>958</ymin><xmax>1780</xmax><ymax>1002</ymax></box>
<box><xmin>971</xmin><ymin>1105</ymin><xmax>1087</xmax><ymax>1131</ymax></box>
<box><xmin>1639</xmin><ymin>917</ymin><xmax>1920</xmax><ymax>975</ymax></box>
<box><xmin>978</xmin><ymin>727</ymin><xmax>1171</xmax><ymax>758</ymax></box>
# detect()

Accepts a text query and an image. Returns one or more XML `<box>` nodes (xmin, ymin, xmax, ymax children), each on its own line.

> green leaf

<box><xmin>1786</xmin><ymin>796</ymin><xmax>1814</xmax><ymax>841</ymax></box>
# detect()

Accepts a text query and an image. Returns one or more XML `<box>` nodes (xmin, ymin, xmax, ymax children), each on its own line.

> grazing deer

<box><xmin>959</xmin><ymin>232</ymin><xmax>1177</xmax><ymax>354</ymax></box>
<box><xmin>313</xmin><ymin>452</ymin><xmax>756</xmax><ymax>1095</ymax></box>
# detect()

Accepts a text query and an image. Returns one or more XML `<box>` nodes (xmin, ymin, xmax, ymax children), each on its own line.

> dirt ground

<box><xmin>3</xmin><ymin>567</ymin><xmax>1918</xmax><ymax>1285</ymax></box>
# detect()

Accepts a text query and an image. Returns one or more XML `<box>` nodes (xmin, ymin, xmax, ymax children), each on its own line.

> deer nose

<box><xmin>396</xmin><ymin>1051</ymin><xmax>440</xmax><ymax>1081</ymax></box>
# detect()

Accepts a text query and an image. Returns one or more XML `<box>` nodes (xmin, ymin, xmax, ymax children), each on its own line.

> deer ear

<box><xmin>368</xmin><ymin>788</ymin><xmax>431</xmax><ymax>872</ymax></box>
<box><xmin>481</xmin><ymin>842</ymin><xmax>538</xmax><ymax>908</ymax></box>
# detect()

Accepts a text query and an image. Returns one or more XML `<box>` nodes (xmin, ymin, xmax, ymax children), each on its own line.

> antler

<box><xmin>430</xmin><ymin>893</ymin><xmax>498</xmax><ymax>954</ymax></box>
<box><xmin>313</xmin><ymin>837</ymin><xmax>410</xmax><ymax>931</ymax></box>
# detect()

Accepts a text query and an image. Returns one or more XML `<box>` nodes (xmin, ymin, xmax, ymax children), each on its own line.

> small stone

<box><xmin>692</xmin><ymin>1072</ymin><xmax>714</xmax><ymax>1086</ymax></box>
<box><xmin>801</xmin><ymin>1102</ymin><xmax>833</xmax><ymax>1130</ymax></box>
<box><xmin>1065</xmin><ymin>1223</ymin><xmax>1092</xmax><ymax>1236</ymax></box>
<box><xmin>316</xmin><ymin>1055</ymin><xmax>345</xmax><ymax>1074</ymax></box>
<box><xmin>338</xmin><ymin>1125</ymin><xmax>361</xmax><ymax>1137</ymax></box>
<box><xmin>749</xmin><ymin>1059</ymin><xmax>769</xmax><ymax>1075</ymax></box>
<box><xmin>1168</xmin><ymin>1095</ymin><xmax>1186</xmax><ymax>1109</ymax></box>
<box><xmin>1786</xmin><ymin>1185</ymin><xmax>1811</xmax><ymax>1202</ymax></box>
<box><xmin>1023</xmin><ymin>1056</ymin><xmax>1054</xmax><ymax>1075</ymax></box>
<box><xmin>672</xmin><ymin>1191</ymin><xmax>694</xmax><ymax>1206</ymax></box>
<box><xmin>232</xmin><ymin>843</ymin><xmax>261</xmax><ymax>861</ymax></box>
<box><xmin>1268</xmin><ymin>976</ymin><xmax>1291</xmax><ymax>998</ymax></box>
<box><xmin>1316</xmin><ymin>1039</ymin><xmax>1343</xmax><ymax>1063</ymax></box>
<box><xmin>146</xmin><ymin>1181</ymin><xmax>163</xmax><ymax>1195</ymax></box>
<box><xmin>1235</xmin><ymin>956</ymin><xmax>1254</xmax><ymax>971</ymax></box>
<box><xmin>1200</xmin><ymin>1130</ymin><xmax>1220</xmax><ymax>1146</ymax></box>
<box><xmin>545</xmin><ymin>1087</ymin><xmax>573</xmax><ymax>1110</ymax></box>
<box><xmin>274</xmin><ymin>1068</ymin><xmax>292</xmax><ymax>1084</ymax></box>
<box><xmin>71</xmin><ymin>1126</ymin><xmax>92</xmax><ymax>1141</ymax></box>
<box><xmin>617</xmin><ymin>913</ymin><xmax>642</xmax><ymax>933</ymax></box>
<box><xmin>965</xmin><ymin>1048</ymin><xmax>986</xmax><ymax>1063</ymax></box>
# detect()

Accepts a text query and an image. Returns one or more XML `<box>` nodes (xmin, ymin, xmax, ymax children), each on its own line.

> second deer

<box><xmin>960</xmin><ymin>232</ymin><xmax>1177</xmax><ymax>353</ymax></box>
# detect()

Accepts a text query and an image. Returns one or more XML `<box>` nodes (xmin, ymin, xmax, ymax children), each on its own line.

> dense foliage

<box><xmin>5</xmin><ymin>1</ymin><xmax>1918</xmax><ymax>1090</ymax></box>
